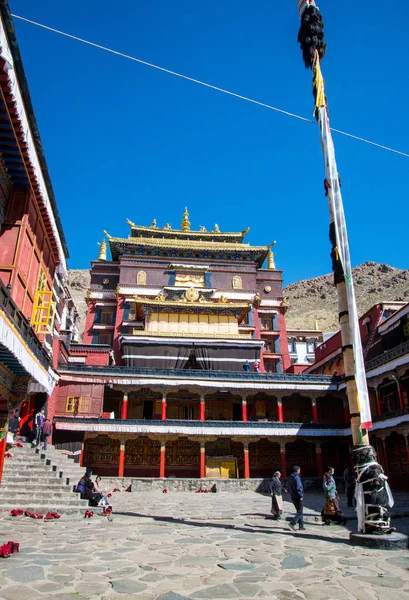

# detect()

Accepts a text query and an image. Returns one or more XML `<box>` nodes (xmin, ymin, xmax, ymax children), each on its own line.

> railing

<box><xmin>57</xmin><ymin>363</ymin><xmax>339</xmax><ymax>384</ymax></box>
<box><xmin>55</xmin><ymin>416</ymin><xmax>348</xmax><ymax>429</ymax></box>
<box><xmin>0</xmin><ymin>280</ymin><xmax>51</xmax><ymax>371</ymax></box>
<box><xmin>366</xmin><ymin>340</ymin><xmax>409</xmax><ymax>372</ymax></box>
<box><xmin>373</xmin><ymin>407</ymin><xmax>409</xmax><ymax>423</ymax></box>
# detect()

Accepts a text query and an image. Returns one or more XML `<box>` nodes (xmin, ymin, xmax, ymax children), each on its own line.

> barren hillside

<box><xmin>65</xmin><ymin>262</ymin><xmax>409</xmax><ymax>340</ymax></box>
<box><xmin>284</xmin><ymin>262</ymin><xmax>409</xmax><ymax>332</ymax></box>
<box><xmin>66</xmin><ymin>269</ymin><xmax>90</xmax><ymax>339</ymax></box>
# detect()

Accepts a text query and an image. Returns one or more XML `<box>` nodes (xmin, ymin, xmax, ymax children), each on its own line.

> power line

<box><xmin>11</xmin><ymin>13</ymin><xmax>409</xmax><ymax>159</ymax></box>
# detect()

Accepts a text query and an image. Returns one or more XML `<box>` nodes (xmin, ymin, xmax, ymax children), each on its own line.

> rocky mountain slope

<box><xmin>65</xmin><ymin>269</ymin><xmax>90</xmax><ymax>338</ymax></box>
<box><xmin>284</xmin><ymin>262</ymin><xmax>409</xmax><ymax>332</ymax></box>
<box><xmin>65</xmin><ymin>262</ymin><xmax>409</xmax><ymax>339</ymax></box>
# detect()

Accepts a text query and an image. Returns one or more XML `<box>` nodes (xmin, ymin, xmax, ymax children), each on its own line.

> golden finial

<box><xmin>98</xmin><ymin>240</ymin><xmax>107</xmax><ymax>261</ymax></box>
<box><xmin>267</xmin><ymin>248</ymin><xmax>276</xmax><ymax>270</ymax></box>
<box><xmin>151</xmin><ymin>219</ymin><xmax>157</xmax><ymax>228</ymax></box>
<box><xmin>181</xmin><ymin>207</ymin><xmax>190</xmax><ymax>232</ymax></box>
<box><xmin>213</xmin><ymin>224</ymin><xmax>220</xmax><ymax>233</ymax></box>
<box><xmin>242</xmin><ymin>227</ymin><xmax>250</xmax><ymax>236</ymax></box>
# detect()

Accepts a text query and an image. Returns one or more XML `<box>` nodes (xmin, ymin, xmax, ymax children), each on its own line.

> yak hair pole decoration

<box><xmin>294</xmin><ymin>0</ymin><xmax>395</xmax><ymax>536</ymax></box>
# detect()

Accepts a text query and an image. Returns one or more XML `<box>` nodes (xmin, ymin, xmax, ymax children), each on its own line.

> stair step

<box><xmin>0</xmin><ymin>482</ymin><xmax>72</xmax><ymax>491</ymax></box>
<box><xmin>0</xmin><ymin>444</ymin><xmax>93</xmax><ymax>517</ymax></box>
<box><xmin>0</xmin><ymin>496</ymin><xmax>88</xmax><ymax>505</ymax></box>
<box><xmin>0</xmin><ymin>504</ymin><xmax>103</xmax><ymax>517</ymax></box>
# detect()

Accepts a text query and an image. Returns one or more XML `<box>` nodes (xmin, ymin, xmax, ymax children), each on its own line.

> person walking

<box><xmin>42</xmin><ymin>419</ymin><xmax>52</xmax><ymax>450</ymax></box>
<box><xmin>8</xmin><ymin>412</ymin><xmax>19</xmax><ymax>443</ymax></box>
<box><xmin>34</xmin><ymin>408</ymin><xmax>45</xmax><ymax>447</ymax></box>
<box><xmin>343</xmin><ymin>464</ymin><xmax>356</xmax><ymax>508</ymax></box>
<box><xmin>322</xmin><ymin>472</ymin><xmax>346</xmax><ymax>525</ymax></box>
<box><xmin>288</xmin><ymin>465</ymin><xmax>305</xmax><ymax>531</ymax></box>
<box><xmin>269</xmin><ymin>471</ymin><xmax>286</xmax><ymax>520</ymax></box>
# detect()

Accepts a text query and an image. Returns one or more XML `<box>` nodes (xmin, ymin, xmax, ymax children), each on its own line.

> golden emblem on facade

<box><xmin>185</xmin><ymin>286</ymin><xmax>199</xmax><ymax>302</ymax></box>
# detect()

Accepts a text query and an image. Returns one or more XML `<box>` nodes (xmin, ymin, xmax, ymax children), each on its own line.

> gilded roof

<box><xmin>105</xmin><ymin>232</ymin><xmax>268</xmax><ymax>252</ymax></box>
<box><xmin>126</xmin><ymin>209</ymin><xmax>250</xmax><ymax>243</ymax></box>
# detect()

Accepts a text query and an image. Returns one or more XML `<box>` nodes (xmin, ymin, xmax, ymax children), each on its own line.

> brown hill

<box><xmin>66</xmin><ymin>269</ymin><xmax>90</xmax><ymax>339</ymax></box>
<box><xmin>284</xmin><ymin>262</ymin><xmax>409</xmax><ymax>333</ymax></box>
<box><xmin>65</xmin><ymin>262</ymin><xmax>409</xmax><ymax>340</ymax></box>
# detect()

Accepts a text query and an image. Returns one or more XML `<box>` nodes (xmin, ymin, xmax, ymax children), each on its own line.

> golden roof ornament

<box><xmin>98</xmin><ymin>240</ymin><xmax>107</xmax><ymax>261</ymax></box>
<box><xmin>267</xmin><ymin>249</ymin><xmax>276</xmax><ymax>270</ymax></box>
<box><xmin>164</xmin><ymin>223</ymin><xmax>172</xmax><ymax>230</ymax></box>
<box><xmin>151</xmin><ymin>219</ymin><xmax>157</xmax><ymax>228</ymax></box>
<box><xmin>213</xmin><ymin>224</ymin><xmax>220</xmax><ymax>233</ymax></box>
<box><xmin>181</xmin><ymin>207</ymin><xmax>191</xmax><ymax>232</ymax></box>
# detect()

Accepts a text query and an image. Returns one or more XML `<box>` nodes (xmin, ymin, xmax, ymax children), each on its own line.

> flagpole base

<box><xmin>350</xmin><ymin>531</ymin><xmax>408</xmax><ymax>550</ymax></box>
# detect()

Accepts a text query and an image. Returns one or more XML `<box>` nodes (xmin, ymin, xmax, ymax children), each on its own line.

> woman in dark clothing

<box><xmin>269</xmin><ymin>471</ymin><xmax>285</xmax><ymax>520</ymax></box>
<box><xmin>76</xmin><ymin>468</ymin><xmax>95</xmax><ymax>500</ymax></box>
<box><xmin>8</xmin><ymin>413</ymin><xmax>19</xmax><ymax>442</ymax></box>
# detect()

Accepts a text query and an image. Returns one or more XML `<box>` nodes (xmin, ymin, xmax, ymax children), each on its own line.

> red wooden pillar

<box><xmin>243</xmin><ymin>442</ymin><xmax>250</xmax><ymax>479</ymax></box>
<box><xmin>404</xmin><ymin>435</ymin><xmax>409</xmax><ymax>467</ymax></box>
<box><xmin>379</xmin><ymin>437</ymin><xmax>389</xmax><ymax>477</ymax></box>
<box><xmin>118</xmin><ymin>440</ymin><xmax>125</xmax><ymax>477</ymax></box>
<box><xmin>0</xmin><ymin>437</ymin><xmax>5</xmax><ymax>485</ymax></box>
<box><xmin>311</xmin><ymin>398</ymin><xmax>318</xmax><ymax>423</ymax></box>
<box><xmin>343</xmin><ymin>399</ymin><xmax>350</xmax><ymax>424</ymax></box>
<box><xmin>374</xmin><ymin>387</ymin><xmax>382</xmax><ymax>416</ymax></box>
<box><xmin>160</xmin><ymin>439</ymin><xmax>166</xmax><ymax>478</ymax></box>
<box><xmin>200</xmin><ymin>440</ymin><xmax>206</xmax><ymax>478</ymax></box>
<box><xmin>395</xmin><ymin>378</ymin><xmax>404</xmax><ymax>410</ymax></box>
<box><xmin>200</xmin><ymin>395</ymin><xmax>205</xmax><ymax>422</ymax></box>
<box><xmin>280</xmin><ymin>441</ymin><xmax>287</xmax><ymax>477</ymax></box>
<box><xmin>316</xmin><ymin>442</ymin><xmax>324</xmax><ymax>476</ymax></box>
<box><xmin>277</xmin><ymin>399</ymin><xmax>283</xmax><ymax>423</ymax></box>
<box><xmin>242</xmin><ymin>396</ymin><xmax>248</xmax><ymax>423</ymax></box>
<box><xmin>121</xmin><ymin>393</ymin><xmax>128</xmax><ymax>420</ymax></box>
<box><xmin>79</xmin><ymin>440</ymin><xmax>85</xmax><ymax>467</ymax></box>
<box><xmin>161</xmin><ymin>393</ymin><xmax>167</xmax><ymax>421</ymax></box>
<box><xmin>0</xmin><ymin>412</ymin><xmax>7</xmax><ymax>485</ymax></box>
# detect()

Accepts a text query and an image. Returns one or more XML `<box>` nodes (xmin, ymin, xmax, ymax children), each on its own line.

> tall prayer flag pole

<box><xmin>294</xmin><ymin>0</ymin><xmax>395</xmax><ymax>538</ymax></box>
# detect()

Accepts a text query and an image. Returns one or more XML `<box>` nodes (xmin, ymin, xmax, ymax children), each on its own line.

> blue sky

<box><xmin>10</xmin><ymin>1</ymin><xmax>409</xmax><ymax>284</ymax></box>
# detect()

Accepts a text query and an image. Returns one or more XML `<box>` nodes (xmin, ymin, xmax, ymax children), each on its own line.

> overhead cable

<box><xmin>11</xmin><ymin>13</ymin><xmax>409</xmax><ymax>159</ymax></box>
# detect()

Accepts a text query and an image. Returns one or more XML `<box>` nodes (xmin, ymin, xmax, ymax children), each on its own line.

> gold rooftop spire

<box><xmin>267</xmin><ymin>248</ymin><xmax>276</xmax><ymax>269</ymax></box>
<box><xmin>181</xmin><ymin>207</ymin><xmax>191</xmax><ymax>232</ymax></box>
<box><xmin>98</xmin><ymin>239</ymin><xmax>107</xmax><ymax>261</ymax></box>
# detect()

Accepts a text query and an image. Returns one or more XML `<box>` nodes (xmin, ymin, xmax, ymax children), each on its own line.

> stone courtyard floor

<box><xmin>0</xmin><ymin>490</ymin><xmax>408</xmax><ymax>600</ymax></box>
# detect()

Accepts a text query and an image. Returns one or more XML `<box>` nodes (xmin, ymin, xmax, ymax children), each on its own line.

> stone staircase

<box><xmin>0</xmin><ymin>443</ymin><xmax>99</xmax><ymax>517</ymax></box>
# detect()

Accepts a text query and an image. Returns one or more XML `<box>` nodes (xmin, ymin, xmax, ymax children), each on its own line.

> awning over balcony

<box><xmin>0</xmin><ymin>308</ymin><xmax>53</xmax><ymax>393</ymax></box>
<box><xmin>121</xmin><ymin>336</ymin><xmax>264</xmax><ymax>371</ymax></box>
<box><xmin>54</xmin><ymin>417</ymin><xmax>350</xmax><ymax>438</ymax></box>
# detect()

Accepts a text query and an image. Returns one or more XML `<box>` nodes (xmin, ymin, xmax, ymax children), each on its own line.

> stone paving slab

<box><xmin>0</xmin><ymin>490</ymin><xmax>408</xmax><ymax>599</ymax></box>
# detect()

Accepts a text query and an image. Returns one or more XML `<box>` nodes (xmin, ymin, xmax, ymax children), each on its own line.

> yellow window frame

<box><xmin>31</xmin><ymin>290</ymin><xmax>53</xmax><ymax>326</ymax></box>
<box><xmin>66</xmin><ymin>396</ymin><xmax>81</xmax><ymax>413</ymax></box>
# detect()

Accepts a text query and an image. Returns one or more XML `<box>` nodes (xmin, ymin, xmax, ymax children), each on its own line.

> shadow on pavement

<box><xmin>112</xmin><ymin>511</ymin><xmax>354</xmax><ymax>544</ymax></box>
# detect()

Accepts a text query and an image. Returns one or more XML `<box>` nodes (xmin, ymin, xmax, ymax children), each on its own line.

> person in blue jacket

<box><xmin>288</xmin><ymin>465</ymin><xmax>306</xmax><ymax>531</ymax></box>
